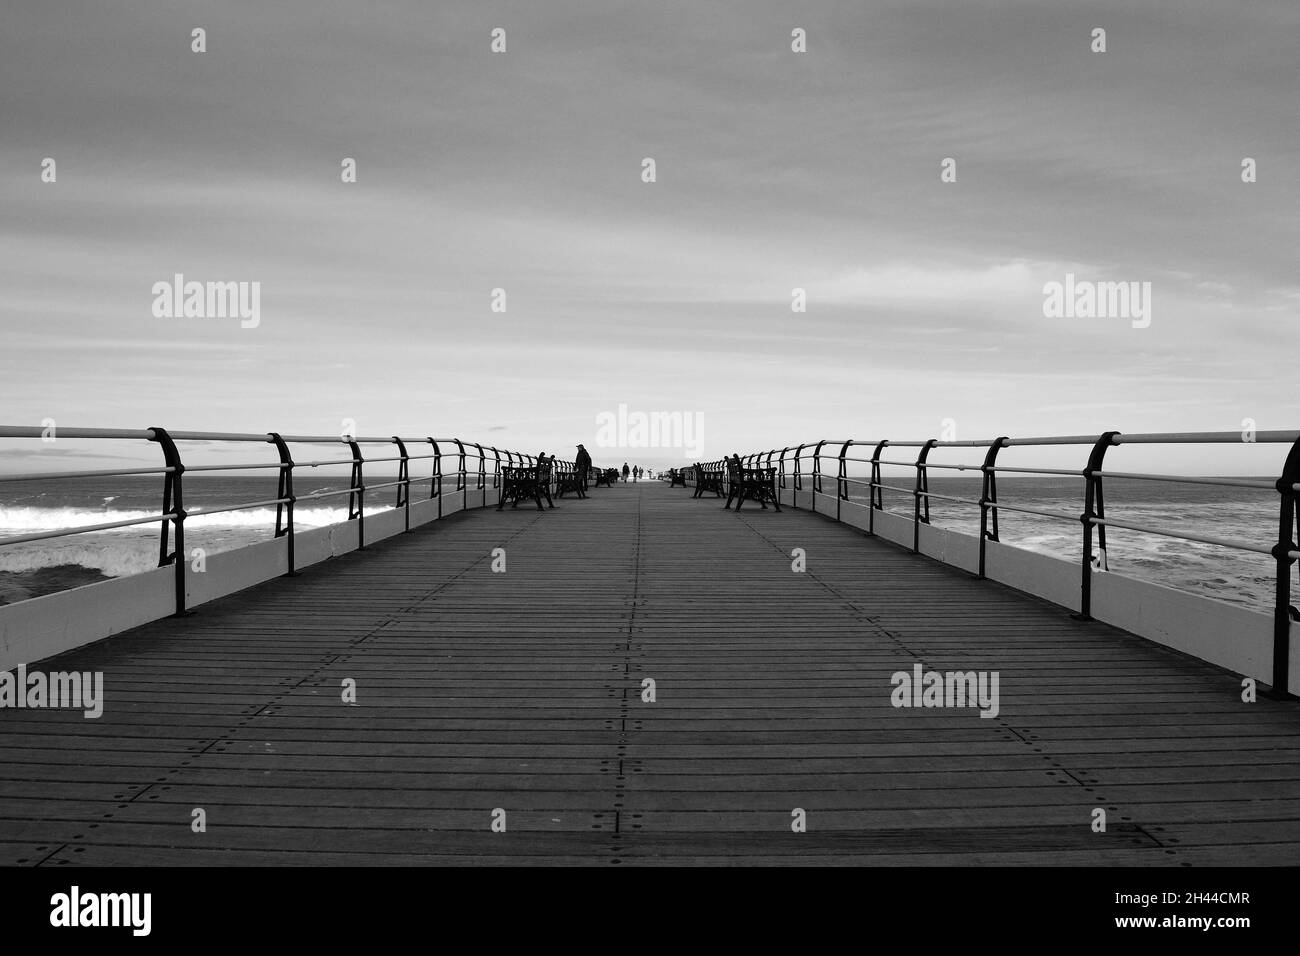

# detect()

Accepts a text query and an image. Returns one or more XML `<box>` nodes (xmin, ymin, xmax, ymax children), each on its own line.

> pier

<box><xmin>3</xmin><ymin>468</ymin><xmax>1299</xmax><ymax>866</ymax></box>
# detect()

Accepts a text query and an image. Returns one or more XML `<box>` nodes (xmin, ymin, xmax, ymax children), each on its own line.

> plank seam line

<box><xmin>610</xmin><ymin>488</ymin><xmax>644</xmax><ymax>856</ymax></box>
<box><xmin>32</xmin><ymin>842</ymin><xmax>69</xmax><ymax>868</ymax></box>
<box><xmin>396</xmin><ymin>513</ymin><xmax>545</xmax><ymax>611</ymax></box>
<box><xmin>733</xmin><ymin>511</ymin><xmax>926</xmax><ymax>664</ymax></box>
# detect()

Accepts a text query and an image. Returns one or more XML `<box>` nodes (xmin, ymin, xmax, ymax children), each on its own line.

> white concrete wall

<box><xmin>868</xmin><ymin>508</ymin><xmax>915</xmax><ymax>550</ymax></box>
<box><xmin>918</xmin><ymin>520</ymin><xmax>981</xmax><ymax>575</ymax></box>
<box><xmin>984</xmin><ymin>538</ymin><xmax>1079</xmax><ymax>611</ymax></box>
<box><xmin>0</xmin><ymin>566</ymin><xmax>175</xmax><ymax>672</ymax></box>
<box><xmin>0</xmin><ymin>488</ymin><xmax>490</xmax><ymax>671</ymax></box>
<box><xmin>1091</xmin><ymin>570</ymin><xmax>1290</xmax><ymax>688</ymax></box>
<box><xmin>187</xmin><ymin>537</ymin><xmax>289</xmax><ymax>607</ymax></box>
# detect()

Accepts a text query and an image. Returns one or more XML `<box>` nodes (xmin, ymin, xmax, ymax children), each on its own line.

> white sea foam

<box><xmin>0</xmin><ymin>504</ymin><xmax>404</xmax><ymax>579</ymax></box>
<box><xmin>0</xmin><ymin>505</ymin><xmax>362</xmax><ymax>534</ymax></box>
<box><xmin>0</xmin><ymin>540</ymin><xmax>157</xmax><ymax>577</ymax></box>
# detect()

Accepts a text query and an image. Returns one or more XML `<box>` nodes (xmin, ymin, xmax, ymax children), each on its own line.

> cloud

<box><xmin>813</xmin><ymin>260</ymin><xmax>1044</xmax><ymax>306</ymax></box>
<box><xmin>1</xmin><ymin>0</ymin><xmax>1297</xmax><ymax>472</ymax></box>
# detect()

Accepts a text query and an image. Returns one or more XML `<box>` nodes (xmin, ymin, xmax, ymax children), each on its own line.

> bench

<box><xmin>669</xmin><ymin>468</ymin><xmax>687</xmax><ymax>488</ymax></box>
<box><xmin>554</xmin><ymin>461</ymin><xmax>587</xmax><ymax>499</ymax></box>
<box><xmin>692</xmin><ymin>463</ymin><xmax>725</xmax><ymax>499</ymax></box>
<box><xmin>594</xmin><ymin>468</ymin><xmax>618</xmax><ymax>488</ymax></box>
<box><xmin>498</xmin><ymin>460</ymin><xmax>554</xmax><ymax>511</ymax></box>
<box><xmin>724</xmin><ymin>461</ymin><xmax>781</xmax><ymax>512</ymax></box>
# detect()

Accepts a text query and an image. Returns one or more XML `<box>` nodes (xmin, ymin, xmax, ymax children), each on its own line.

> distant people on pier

<box><xmin>622</xmin><ymin>462</ymin><xmax>630</xmax><ymax>482</ymax></box>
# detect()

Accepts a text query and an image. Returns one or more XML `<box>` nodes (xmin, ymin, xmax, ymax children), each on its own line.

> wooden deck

<box><xmin>2</xmin><ymin>481</ymin><xmax>1298</xmax><ymax>866</ymax></box>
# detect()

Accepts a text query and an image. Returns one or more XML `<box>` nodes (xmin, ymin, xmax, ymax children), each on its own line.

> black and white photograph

<box><xmin>1</xmin><ymin>0</ymin><xmax>1296</xmax><ymax>937</ymax></box>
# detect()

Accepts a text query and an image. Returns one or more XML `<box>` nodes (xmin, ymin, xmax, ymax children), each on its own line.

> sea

<box><xmin>0</xmin><ymin>474</ymin><xmax>453</xmax><ymax>604</ymax></box>
<box><xmin>0</xmin><ymin>473</ymin><xmax>1289</xmax><ymax>614</ymax></box>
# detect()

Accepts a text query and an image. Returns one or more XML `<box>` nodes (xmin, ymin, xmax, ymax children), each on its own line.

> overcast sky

<box><xmin>2</xmin><ymin>0</ymin><xmax>1297</xmax><ymax>474</ymax></box>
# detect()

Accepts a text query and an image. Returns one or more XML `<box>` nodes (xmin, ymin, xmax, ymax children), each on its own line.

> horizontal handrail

<box><xmin>1093</xmin><ymin>471</ymin><xmax>1276</xmax><ymax>490</ymax></box>
<box><xmin>189</xmin><ymin>497</ymin><xmax>292</xmax><ymax>518</ymax></box>
<box><xmin>1088</xmin><ymin>515</ymin><xmax>1270</xmax><ymax>555</ymax></box>
<box><xmin>979</xmin><ymin>501</ymin><xmax>1079</xmax><ymax>524</ymax></box>
<box><xmin>0</xmin><ymin>426</ymin><xmax>156</xmax><ymax>441</ymax></box>
<box><xmin>873</xmin><ymin>481</ymin><xmax>917</xmax><ymax>495</ymax></box>
<box><xmin>0</xmin><ymin>426</ymin><xmax>544</xmax><ymax>447</ymax></box>
<box><xmin>296</xmin><ymin>458</ymin><xmax>370</xmax><ymax>468</ymax></box>
<box><xmin>984</xmin><ymin>466</ymin><xmax>1083</xmax><ymax>477</ymax></box>
<box><xmin>1113</xmin><ymin>430</ymin><xmax>1300</xmax><ymax>445</ymax></box>
<box><xmin>181</xmin><ymin>462</ymin><xmax>286</xmax><ymax>473</ymax></box>
<box><xmin>0</xmin><ymin>466</ymin><xmax>175</xmax><ymax>483</ymax></box>
<box><xmin>298</xmin><ymin>488</ymin><xmax>357</xmax><ymax>501</ymax></box>
<box><xmin>918</xmin><ymin>490</ymin><xmax>981</xmax><ymax>507</ymax></box>
<box><xmin>0</xmin><ymin>512</ymin><xmax>174</xmax><ymax>547</ymax></box>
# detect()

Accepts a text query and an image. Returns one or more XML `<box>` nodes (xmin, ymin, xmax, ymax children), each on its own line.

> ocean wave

<box><xmin>0</xmin><ymin>540</ymin><xmax>158</xmax><ymax>578</ymax></box>
<box><xmin>0</xmin><ymin>502</ymin><xmax>419</xmax><ymax>579</ymax></box>
<box><xmin>0</xmin><ymin>504</ymin><xmax>387</xmax><ymax>534</ymax></box>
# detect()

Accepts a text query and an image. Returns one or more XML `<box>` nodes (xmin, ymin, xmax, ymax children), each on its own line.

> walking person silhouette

<box><xmin>575</xmin><ymin>444</ymin><xmax>592</xmax><ymax>492</ymax></box>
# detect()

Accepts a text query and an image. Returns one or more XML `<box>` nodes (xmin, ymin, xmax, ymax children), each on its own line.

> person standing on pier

<box><xmin>622</xmin><ymin>462</ymin><xmax>630</xmax><ymax>482</ymax></box>
<box><xmin>575</xmin><ymin>444</ymin><xmax>592</xmax><ymax>491</ymax></box>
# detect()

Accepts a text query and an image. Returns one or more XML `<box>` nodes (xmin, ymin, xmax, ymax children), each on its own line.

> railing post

<box><xmin>836</xmin><ymin>440</ymin><xmax>853</xmax><ymax>522</ymax></box>
<box><xmin>778</xmin><ymin>447</ymin><xmax>789</xmax><ymax>491</ymax></box>
<box><xmin>473</xmin><ymin>442</ymin><xmax>487</xmax><ymax>507</ymax></box>
<box><xmin>501</xmin><ymin>450</ymin><xmax>513</xmax><ymax>507</ymax></box>
<box><xmin>868</xmin><ymin>440</ymin><xmax>887</xmax><ymax>536</ymax></box>
<box><xmin>1077</xmin><ymin>431</ymin><xmax>1120</xmax><ymax>620</ymax></box>
<box><xmin>392</xmin><ymin>437</ymin><xmax>411</xmax><ymax>531</ymax></box>
<box><xmin>811</xmin><ymin>440</ymin><xmax>828</xmax><ymax>513</ymax></box>
<box><xmin>428</xmin><ymin>439</ymin><xmax>443</xmax><ymax>518</ymax></box>
<box><xmin>763</xmin><ymin>450</ymin><xmax>777</xmax><ymax>508</ymax></box>
<box><xmin>149</xmin><ymin>427</ymin><xmax>188</xmax><ymax>616</ymax></box>
<box><xmin>793</xmin><ymin>444</ymin><xmax>806</xmax><ymax>500</ymax></box>
<box><xmin>453</xmin><ymin>439</ymin><xmax>467</xmax><ymax>496</ymax></box>
<box><xmin>978</xmin><ymin>437</ymin><xmax>1008</xmax><ymax>579</ymax></box>
<box><xmin>268</xmin><ymin>432</ymin><xmax>297</xmax><ymax>576</ymax></box>
<box><xmin>912</xmin><ymin>439</ymin><xmax>936</xmax><ymax>553</ymax></box>
<box><xmin>491</xmin><ymin>447</ymin><xmax>501</xmax><ymax>490</ymax></box>
<box><xmin>345</xmin><ymin>439</ymin><xmax>365</xmax><ymax>550</ymax></box>
<box><xmin>1271</xmin><ymin>437</ymin><xmax>1300</xmax><ymax>696</ymax></box>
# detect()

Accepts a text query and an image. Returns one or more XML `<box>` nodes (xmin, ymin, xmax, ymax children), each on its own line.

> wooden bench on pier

<box><xmin>554</xmin><ymin>461</ymin><xmax>587</xmax><ymax>499</ymax></box>
<box><xmin>498</xmin><ymin>460</ymin><xmax>554</xmax><ymax>510</ymax></box>
<box><xmin>724</xmin><ymin>461</ymin><xmax>781</xmax><ymax>511</ymax></box>
<box><xmin>692</xmin><ymin>463</ymin><xmax>725</xmax><ymax>499</ymax></box>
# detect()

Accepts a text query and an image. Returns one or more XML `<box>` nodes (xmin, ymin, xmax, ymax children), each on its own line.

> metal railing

<box><xmin>688</xmin><ymin>431</ymin><xmax>1300</xmax><ymax>694</ymax></box>
<box><xmin>0</xmin><ymin>426</ymin><xmax>573</xmax><ymax>617</ymax></box>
